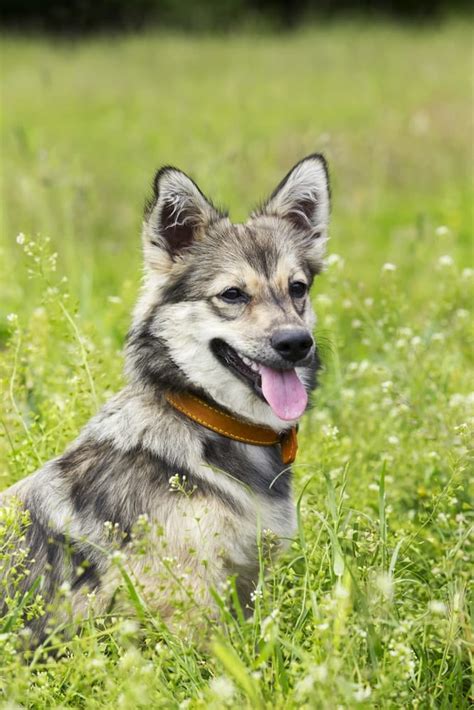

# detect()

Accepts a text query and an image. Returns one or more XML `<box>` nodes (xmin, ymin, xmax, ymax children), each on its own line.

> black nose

<box><xmin>271</xmin><ymin>329</ymin><xmax>313</xmax><ymax>363</ymax></box>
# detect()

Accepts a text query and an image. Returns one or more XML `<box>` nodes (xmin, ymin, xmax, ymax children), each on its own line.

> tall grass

<box><xmin>0</xmin><ymin>20</ymin><xmax>472</xmax><ymax>707</ymax></box>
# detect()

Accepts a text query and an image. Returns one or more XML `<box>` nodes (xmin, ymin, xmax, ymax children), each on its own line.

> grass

<box><xmin>0</xmin><ymin>20</ymin><xmax>473</xmax><ymax>708</ymax></box>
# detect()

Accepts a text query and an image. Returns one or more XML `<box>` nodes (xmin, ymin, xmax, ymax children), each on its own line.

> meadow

<box><xmin>0</xmin><ymin>20</ymin><xmax>472</xmax><ymax>708</ymax></box>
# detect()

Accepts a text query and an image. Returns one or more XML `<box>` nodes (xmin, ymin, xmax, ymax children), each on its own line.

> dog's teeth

<box><xmin>241</xmin><ymin>354</ymin><xmax>259</xmax><ymax>372</ymax></box>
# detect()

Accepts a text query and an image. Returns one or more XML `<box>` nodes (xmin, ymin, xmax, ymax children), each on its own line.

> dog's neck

<box><xmin>165</xmin><ymin>390</ymin><xmax>298</xmax><ymax>464</ymax></box>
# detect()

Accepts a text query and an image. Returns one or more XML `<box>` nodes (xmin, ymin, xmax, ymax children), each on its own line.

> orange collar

<box><xmin>165</xmin><ymin>391</ymin><xmax>298</xmax><ymax>465</ymax></box>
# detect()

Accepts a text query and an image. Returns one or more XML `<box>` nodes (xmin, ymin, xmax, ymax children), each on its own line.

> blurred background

<box><xmin>1</xmin><ymin>0</ymin><xmax>472</xmax><ymax>31</ymax></box>
<box><xmin>0</xmin><ymin>1</ymin><xmax>472</xmax><ymax>356</ymax></box>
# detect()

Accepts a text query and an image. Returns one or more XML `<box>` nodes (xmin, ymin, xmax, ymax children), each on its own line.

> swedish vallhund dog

<box><xmin>2</xmin><ymin>154</ymin><xmax>330</xmax><ymax>638</ymax></box>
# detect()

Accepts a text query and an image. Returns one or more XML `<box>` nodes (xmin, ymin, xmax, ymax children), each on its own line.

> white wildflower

<box><xmin>462</xmin><ymin>267</ymin><xmax>473</xmax><ymax>279</ymax></box>
<box><xmin>388</xmin><ymin>435</ymin><xmax>399</xmax><ymax>445</ymax></box>
<box><xmin>354</xmin><ymin>684</ymin><xmax>372</xmax><ymax>701</ymax></box>
<box><xmin>88</xmin><ymin>657</ymin><xmax>105</xmax><ymax>669</ymax></box>
<box><xmin>428</xmin><ymin>600</ymin><xmax>447</xmax><ymax>615</ymax></box>
<box><xmin>119</xmin><ymin>648</ymin><xmax>141</xmax><ymax>671</ymax></box>
<box><xmin>326</xmin><ymin>253</ymin><xmax>344</xmax><ymax>267</ymax></box>
<box><xmin>6</xmin><ymin>313</ymin><xmax>17</xmax><ymax>323</ymax></box>
<box><xmin>322</xmin><ymin>424</ymin><xmax>339</xmax><ymax>438</ymax></box>
<box><xmin>435</xmin><ymin>225</ymin><xmax>450</xmax><ymax>236</ymax></box>
<box><xmin>111</xmin><ymin>550</ymin><xmax>125</xmax><ymax>563</ymax></box>
<box><xmin>120</xmin><ymin>619</ymin><xmax>139</xmax><ymax>635</ymax></box>
<box><xmin>438</xmin><ymin>254</ymin><xmax>453</xmax><ymax>267</ymax></box>
<box><xmin>16</xmin><ymin>232</ymin><xmax>26</xmax><ymax>245</ymax></box>
<box><xmin>352</xmin><ymin>319</ymin><xmax>362</xmax><ymax>329</ymax></box>
<box><xmin>382</xmin><ymin>262</ymin><xmax>397</xmax><ymax>272</ymax></box>
<box><xmin>313</xmin><ymin>663</ymin><xmax>328</xmax><ymax>681</ymax></box>
<box><xmin>376</xmin><ymin>572</ymin><xmax>393</xmax><ymax>600</ymax></box>
<box><xmin>295</xmin><ymin>674</ymin><xmax>315</xmax><ymax>699</ymax></box>
<box><xmin>59</xmin><ymin>581</ymin><xmax>71</xmax><ymax>595</ymax></box>
<box><xmin>334</xmin><ymin>582</ymin><xmax>350</xmax><ymax>600</ymax></box>
<box><xmin>316</xmin><ymin>293</ymin><xmax>332</xmax><ymax>306</ymax></box>
<box><xmin>210</xmin><ymin>676</ymin><xmax>235</xmax><ymax>701</ymax></box>
<box><xmin>250</xmin><ymin>588</ymin><xmax>263</xmax><ymax>602</ymax></box>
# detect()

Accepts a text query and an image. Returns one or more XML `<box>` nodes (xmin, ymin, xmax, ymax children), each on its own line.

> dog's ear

<box><xmin>255</xmin><ymin>154</ymin><xmax>330</xmax><ymax>272</ymax></box>
<box><xmin>143</xmin><ymin>167</ymin><xmax>225</xmax><ymax>270</ymax></box>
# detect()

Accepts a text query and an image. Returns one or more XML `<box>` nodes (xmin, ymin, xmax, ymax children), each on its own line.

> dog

<box><xmin>1</xmin><ymin>154</ymin><xmax>330</xmax><ymax>638</ymax></box>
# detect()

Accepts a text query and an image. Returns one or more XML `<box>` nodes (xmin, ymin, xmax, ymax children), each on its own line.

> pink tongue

<box><xmin>259</xmin><ymin>366</ymin><xmax>308</xmax><ymax>421</ymax></box>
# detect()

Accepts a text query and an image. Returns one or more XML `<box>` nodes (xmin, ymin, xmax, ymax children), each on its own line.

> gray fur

<box><xmin>1</xmin><ymin>154</ymin><xmax>330</xmax><ymax>636</ymax></box>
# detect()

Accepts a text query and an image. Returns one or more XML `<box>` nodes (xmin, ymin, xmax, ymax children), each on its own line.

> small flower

<box><xmin>326</xmin><ymin>253</ymin><xmax>343</xmax><ymax>267</ymax></box>
<box><xmin>381</xmin><ymin>380</ymin><xmax>393</xmax><ymax>392</ymax></box>
<box><xmin>316</xmin><ymin>294</ymin><xmax>332</xmax><ymax>306</ymax></box>
<box><xmin>435</xmin><ymin>225</ymin><xmax>450</xmax><ymax>236</ymax></box>
<box><xmin>334</xmin><ymin>582</ymin><xmax>350</xmax><ymax>599</ymax></box>
<box><xmin>352</xmin><ymin>319</ymin><xmax>362</xmax><ymax>329</ymax></box>
<box><xmin>438</xmin><ymin>254</ymin><xmax>453</xmax><ymax>267</ymax></box>
<box><xmin>388</xmin><ymin>435</ymin><xmax>399</xmax><ymax>445</ymax></box>
<box><xmin>209</xmin><ymin>676</ymin><xmax>235</xmax><ymax>702</ymax></box>
<box><xmin>313</xmin><ymin>663</ymin><xmax>328</xmax><ymax>682</ymax></box>
<box><xmin>354</xmin><ymin>684</ymin><xmax>372</xmax><ymax>701</ymax></box>
<box><xmin>428</xmin><ymin>600</ymin><xmax>447</xmax><ymax>615</ymax></box>
<box><xmin>111</xmin><ymin>550</ymin><xmax>126</xmax><ymax>563</ymax></box>
<box><xmin>321</xmin><ymin>424</ymin><xmax>339</xmax><ymax>438</ymax></box>
<box><xmin>462</xmin><ymin>267</ymin><xmax>473</xmax><ymax>279</ymax></box>
<box><xmin>375</xmin><ymin>572</ymin><xmax>393</xmax><ymax>600</ymax></box>
<box><xmin>119</xmin><ymin>619</ymin><xmax>139</xmax><ymax>635</ymax></box>
<box><xmin>382</xmin><ymin>262</ymin><xmax>396</xmax><ymax>272</ymax></box>
<box><xmin>6</xmin><ymin>313</ymin><xmax>18</xmax><ymax>323</ymax></box>
<box><xmin>250</xmin><ymin>589</ymin><xmax>263</xmax><ymax>602</ymax></box>
<box><xmin>295</xmin><ymin>674</ymin><xmax>315</xmax><ymax>699</ymax></box>
<box><xmin>16</xmin><ymin>232</ymin><xmax>26</xmax><ymax>245</ymax></box>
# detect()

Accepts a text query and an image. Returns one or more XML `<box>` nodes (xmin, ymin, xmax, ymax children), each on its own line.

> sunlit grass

<box><xmin>0</xmin><ymin>20</ymin><xmax>472</xmax><ymax>708</ymax></box>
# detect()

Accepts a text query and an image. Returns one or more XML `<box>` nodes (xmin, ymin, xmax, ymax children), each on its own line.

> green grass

<box><xmin>0</xmin><ymin>20</ymin><xmax>473</xmax><ymax>708</ymax></box>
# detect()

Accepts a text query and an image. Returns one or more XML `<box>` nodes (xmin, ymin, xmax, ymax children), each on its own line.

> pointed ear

<box><xmin>143</xmin><ymin>166</ymin><xmax>225</xmax><ymax>270</ymax></box>
<box><xmin>259</xmin><ymin>154</ymin><xmax>330</xmax><ymax>232</ymax></box>
<box><xmin>255</xmin><ymin>154</ymin><xmax>330</xmax><ymax>272</ymax></box>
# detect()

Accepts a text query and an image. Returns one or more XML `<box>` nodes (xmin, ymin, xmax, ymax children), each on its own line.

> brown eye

<box><xmin>220</xmin><ymin>288</ymin><xmax>249</xmax><ymax>304</ymax></box>
<box><xmin>289</xmin><ymin>281</ymin><xmax>307</xmax><ymax>299</ymax></box>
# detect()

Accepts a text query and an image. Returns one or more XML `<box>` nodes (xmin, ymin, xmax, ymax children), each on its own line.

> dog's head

<box><xmin>126</xmin><ymin>154</ymin><xmax>330</xmax><ymax>430</ymax></box>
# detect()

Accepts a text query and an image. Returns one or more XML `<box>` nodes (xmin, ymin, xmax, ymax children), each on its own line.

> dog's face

<box><xmin>127</xmin><ymin>155</ymin><xmax>330</xmax><ymax>430</ymax></box>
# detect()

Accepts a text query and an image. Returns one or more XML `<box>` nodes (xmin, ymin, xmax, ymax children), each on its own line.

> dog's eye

<box><xmin>289</xmin><ymin>281</ymin><xmax>308</xmax><ymax>299</ymax></box>
<box><xmin>220</xmin><ymin>288</ymin><xmax>249</xmax><ymax>304</ymax></box>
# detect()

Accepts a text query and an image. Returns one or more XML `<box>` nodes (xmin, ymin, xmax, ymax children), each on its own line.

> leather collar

<box><xmin>165</xmin><ymin>391</ymin><xmax>298</xmax><ymax>465</ymax></box>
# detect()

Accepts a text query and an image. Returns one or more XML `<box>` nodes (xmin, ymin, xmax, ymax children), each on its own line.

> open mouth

<box><xmin>211</xmin><ymin>339</ymin><xmax>308</xmax><ymax>421</ymax></box>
